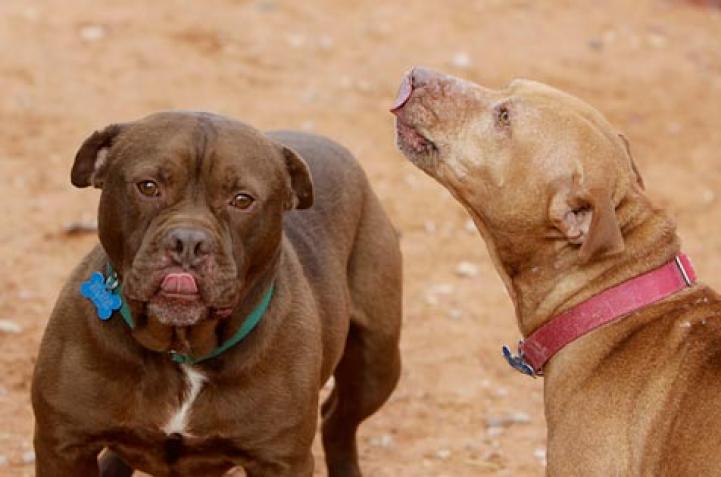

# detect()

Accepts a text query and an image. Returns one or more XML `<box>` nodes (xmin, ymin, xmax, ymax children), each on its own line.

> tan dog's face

<box><xmin>392</xmin><ymin>67</ymin><xmax>643</xmax><ymax>277</ymax></box>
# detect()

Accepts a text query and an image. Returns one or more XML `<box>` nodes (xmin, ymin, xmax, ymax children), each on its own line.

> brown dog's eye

<box><xmin>230</xmin><ymin>193</ymin><xmax>255</xmax><ymax>210</ymax></box>
<box><xmin>496</xmin><ymin>106</ymin><xmax>511</xmax><ymax>126</ymax></box>
<box><xmin>137</xmin><ymin>180</ymin><xmax>160</xmax><ymax>197</ymax></box>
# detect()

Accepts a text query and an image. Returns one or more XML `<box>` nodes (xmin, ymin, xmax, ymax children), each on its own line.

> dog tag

<box><xmin>80</xmin><ymin>271</ymin><xmax>123</xmax><ymax>320</ymax></box>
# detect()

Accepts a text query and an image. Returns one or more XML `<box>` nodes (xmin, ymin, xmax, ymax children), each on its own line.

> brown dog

<box><xmin>31</xmin><ymin>112</ymin><xmax>402</xmax><ymax>477</ymax></box>
<box><xmin>392</xmin><ymin>68</ymin><xmax>721</xmax><ymax>476</ymax></box>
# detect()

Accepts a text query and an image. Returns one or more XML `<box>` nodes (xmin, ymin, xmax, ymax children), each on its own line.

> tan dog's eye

<box><xmin>230</xmin><ymin>193</ymin><xmax>255</xmax><ymax>210</ymax></box>
<box><xmin>137</xmin><ymin>180</ymin><xmax>160</xmax><ymax>197</ymax></box>
<box><xmin>496</xmin><ymin>106</ymin><xmax>511</xmax><ymax>127</ymax></box>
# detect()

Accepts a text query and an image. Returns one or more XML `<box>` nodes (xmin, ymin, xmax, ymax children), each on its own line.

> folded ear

<box><xmin>71</xmin><ymin>123</ymin><xmax>126</xmax><ymax>188</ymax></box>
<box><xmin>549</xmin><ymin>182</ymin><xmax>624</xmax><ymax>263</ymax></box>
<box><xmin>618</xmin><ymin>133</ymin><xmax>645</xmax><ymax>190</ymax></box>
<box><xmin>281</xmin><ymin>146</ymin><xmax>314</xmax><ymax>209</ymax></box>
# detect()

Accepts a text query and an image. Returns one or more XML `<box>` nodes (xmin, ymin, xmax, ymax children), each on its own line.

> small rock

<box><xmin>435</xmin><ymin>448</ymin><xmax>452</xmax><ymax>460</ymax></box>
<box><xmin>448</xmin><ymin>309</ymin><xmax>462</xmax><ymax>320</ymax></box>
<box><xmin>451</xmin><ymin>51</ymin><xmax>472</xmax><ymax>69</ymax></box>
<box><xmin>486</xmin><ymin>426</ymin><xmax>504</xmax><ymax>438</ymax></box>
<box><xmin>486</xmin><ymin>411</ymin><xmax>531</xmax><ymax>428</ymax></box>
<box><xmin>369</xmin><ymin>434</ymin><xmax>394</xmax><ymax>448</ymax></box>
<box><xmin>63</xmin><ymin>219</ymin><xmax>98</xmax><ymax>236</ymax></box>
<box><xmin>21</xmin><ymin>450</ymin><xmax>35</xmax><ymax>465</ymax></box>
<box><xmin>287</xmin><ymin>33</ymin><xmax>306</xmax><ymax>48</ymax></box>
<box><xmin>0</xmin><ymin>320</ymin><xmax>22</xmax><ymax>334</ymax></box>
<box><xmin>494</xmin><ymin>387</ymin><xmax>509</xmax><ymax>398</ymax></box>
<box><xmin>702</xmin><ymin>189</ymin><xmax>715</xmax><ymax>204</ymax></box>
<box><xmin>533</xmin><ymin>447</ymin><xmax>547</xmax><ymax>465</ymax></box>
<box><xmin>455</xmin><ymin>261</ymin><xmax>479</xmax><ymax>278</ymax></box>
<box><xmin>0</xmin><ymin>455</ymin><xmax>8</xmax><ymax>467</ymax></box>
<box><xmin>587</xmin><ymin>38</ymin><xmax>604</xmax><ymax>51</ymax></box>
<box><xmin>464</xmin><ymin>219</ymin><xmax>477</xmax><ymax>233</ymax></box>
<box><xmin>424</xmin><ymin>221</ymin><xmax>437</xmax><ymax>234</ymax></box>
<box><xmin>647</xmin><ymin>33</ymin><xmax>668</xmax><ymax>49</ymax></box>
<box><xmin>318</xmin><ymin>35</ymin><xmax>334</xmax><ymax>50</ymax></box>
<box><xmin>79</xmin><ymin>25</ymin><xmax>106</xmax><ymax>42</ymax></box>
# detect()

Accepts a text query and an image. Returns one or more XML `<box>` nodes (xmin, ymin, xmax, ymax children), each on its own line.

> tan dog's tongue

<box><xmin>390</xmin><ymin>69</ymin><xmax>413</xmax><ymax>112</ymax></box>
<box><xmin>160</xmin><ymin>273</ymin><xmax>198</xmax><ymax>294</ymax></box>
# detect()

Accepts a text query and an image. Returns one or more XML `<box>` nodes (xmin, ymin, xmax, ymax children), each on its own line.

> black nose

<box><xmin>164</xmin><ymin>227</ymin><xmax>211</xmax><ymax>266</ymax></box>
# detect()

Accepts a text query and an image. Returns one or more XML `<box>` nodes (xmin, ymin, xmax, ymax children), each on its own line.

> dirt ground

<box><xmin>0</xmin><ymin>0</ymin><xmax>720</xmax><ymax>475</ymax></box>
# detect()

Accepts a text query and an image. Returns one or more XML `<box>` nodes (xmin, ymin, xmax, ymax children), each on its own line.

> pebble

<box><xmin>318</xmin><ymin>35</ymin><xmax>334</xmax><ymax>50</ymax></box>
<box><xmin>21</xmin><ymin>450</ymin><xmax>35</xmax><ymax>465</ymax></box>
<box><xmin>533</xmin><ymin>447</ymin><xmax>547</xmax><ymax>465</ymax></box>
<box><xmin>369</xmin><ymin>434</ymin><xmax>394</xmax><ymax>448</ymax></box>
<box><xmin>455</xmin><ymin>261</ymin><xmax>479</xmax><ymax>278</ymax></box>
<box><xmin>451</xmin><ymin>51</ymin><xmax>472</xmax><ymax>69</ymax></box>
<box><xmin>287</xmin><ymin>33</ymin><xmax>306</xmax><ymax>48</ymax></box>
<box><xmin>79</xmin><ymin>25</ymin><xmax>106</xmax><ymax>42</ymax></box>
<box><xmin>435</xmin><ymin>448</ymin><xmax>452</xmax><ymax>460</ymax></box>
<box><xmin>464</xmin><ymin>219</ymin><xmax>477</xmax><ymax>233</ymax></box>
<box><xmin>63</xmin><ymin>219</ymin><xmax>98</xmax><ymax>236</ymax></box>
<box><xmin>423</xmin><ymin>221</ymin><xmax>437</xmax><ymax>234</ymax></box>
<box><xmin>0</xmin><ymin>320</ymin><xmax>22</xmax><ymax>334</ymax></box>
<box><xmin>486</xmin><ymin>411</ymin><xmax>531</xmax><ymax>428</ymax></box>
<box><xmin>0</xmin><ymin>455</ymin><xmax>7</xmax><ymax>467</ymax></box>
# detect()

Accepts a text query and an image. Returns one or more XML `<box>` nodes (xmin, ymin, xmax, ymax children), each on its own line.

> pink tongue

<box><xmin>390</xmin><ymin>69</ymin><xmax>414</xmax><ymax>113</ymax></box>
<box><xmin>160</xmin><ymin>273</ymin><xmax>198</xmax><ymax>295</ymax></box>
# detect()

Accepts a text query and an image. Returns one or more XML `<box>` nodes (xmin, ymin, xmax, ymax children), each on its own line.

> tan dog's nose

<box><xmin>390</xmin><ymin>66</ymin><xmax>444</xmax><ymax>113</ymax></box>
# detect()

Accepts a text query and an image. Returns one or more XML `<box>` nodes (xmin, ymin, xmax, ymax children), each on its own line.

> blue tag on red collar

<box><xmin>80</xmin><ymin>271</ymin><xmax>122</xmax><ymax>320</ymax></box>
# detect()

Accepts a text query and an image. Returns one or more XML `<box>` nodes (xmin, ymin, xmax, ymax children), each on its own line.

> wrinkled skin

<box><xmin>393</xmin><ymin>68</ymin><xmax>721</xmax><ymax>476</ymax></box>
<box><xmin>32</xmin><ymin>112</ymin><xmax>402</xmax><ymax>477</ymax></box>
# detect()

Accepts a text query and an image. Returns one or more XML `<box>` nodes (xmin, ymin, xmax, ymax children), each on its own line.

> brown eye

<box><xmin>137</xmin><ymin>180</ymin><xmax>160</xmax><ymax>197</ymax></box>
<box><xmin>230</xmin><ymin>193</ymin><xmax>255</xmax><ymax>210</ymax></box>
<box><xmin>496</xmin><ymin>106</ymin><xmax>511</xmax><ymax>126</ymax></box>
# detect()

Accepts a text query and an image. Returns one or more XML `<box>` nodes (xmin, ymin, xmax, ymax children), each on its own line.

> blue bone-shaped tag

<box><xmin>80</xmin><ymin>271</ymin><xmax>122</xmax><ymax>320</ymax></box>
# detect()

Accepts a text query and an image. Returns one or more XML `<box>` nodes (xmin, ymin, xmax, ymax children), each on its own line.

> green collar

<box><xmin>103</xmin><ymin>264</ymin><xmax>274</xmax><ymax>365</ymax></box>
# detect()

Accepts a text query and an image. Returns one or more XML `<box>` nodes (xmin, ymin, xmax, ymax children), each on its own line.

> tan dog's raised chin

<box><xmin>393</xmin><ymin>67</ymin><xmax>721</xmax><ymax>475</ymax></box>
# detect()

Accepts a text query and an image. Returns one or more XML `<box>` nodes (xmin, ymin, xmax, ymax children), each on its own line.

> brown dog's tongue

<box><xmin>160</xmin><ymin>273</ymin><xmax>198</xmax><ymax>294</ymax></box>
<box><xmin>390</xmin><ymin>69</ymin><xmax>414</xmax><ymax>113</ymax></box>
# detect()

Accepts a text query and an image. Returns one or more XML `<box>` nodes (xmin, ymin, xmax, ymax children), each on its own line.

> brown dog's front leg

<box><xmin>34</xmin><ymin>440</ymin><xmax>101</xmax><ymax>477</ymax></box>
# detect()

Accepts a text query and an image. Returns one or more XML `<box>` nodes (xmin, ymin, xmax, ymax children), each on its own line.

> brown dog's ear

<box><xmin>71</xmin><ymin>124</ymin><xmax>126</xmax><ymax>188</ymax></box>
<box><xmin>281</xmin><ymin>146</ymin><xmax>314</xmax><ymax>209</ymax></box>
<box><xmin>549</xmin><ymin>183</ymin><xmax>624</xmax><ymax>263</ymax></box>
<box><xmin>618</xmin><ymin>133</ymin><xmax>645</xmax><ymax>190</ymax></box>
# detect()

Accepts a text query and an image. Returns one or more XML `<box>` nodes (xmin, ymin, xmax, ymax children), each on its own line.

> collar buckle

<box><xmin>674</xmin><ymin>255</ymin><xmax>693</xmax><ymax>287</ymax></box>
<box><xmin>502</xmin><ymin>341</ymin><xmax>538</xmax><ymax>378</ymax></box>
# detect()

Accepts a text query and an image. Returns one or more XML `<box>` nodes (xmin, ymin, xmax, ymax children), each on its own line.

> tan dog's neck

<box><xmin>498</xmin><ymin>191</ymin><xmax>680</xmax><ymax>337</ymax></box>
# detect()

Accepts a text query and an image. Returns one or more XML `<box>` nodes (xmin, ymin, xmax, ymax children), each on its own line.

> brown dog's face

<box><xmin>392</xmin><ymin>67</ymin><xmax>643</xmax><ymax>275</ymax></box>
<box><xmin>71</xmin><ymin>112</ymin><xmax>312</xmax><ymax>329</ymax></box>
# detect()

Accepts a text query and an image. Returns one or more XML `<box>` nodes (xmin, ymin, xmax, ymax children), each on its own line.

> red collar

<box><xmin>503</xmin><ymin>254</ymin><xmax>696</xmax><ymax>377</ymax></box>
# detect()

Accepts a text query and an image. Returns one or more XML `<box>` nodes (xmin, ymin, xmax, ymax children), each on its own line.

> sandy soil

<box><xmin>0</xmin><ymin>0</ymin><xmax>720</xmax><ymax>475</ymax></box>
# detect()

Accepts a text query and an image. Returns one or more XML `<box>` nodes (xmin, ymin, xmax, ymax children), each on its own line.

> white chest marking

<box><xmin>162</xmin><ymin>364</ymin><xmax>207</xmax><ymax>436</ymax></box>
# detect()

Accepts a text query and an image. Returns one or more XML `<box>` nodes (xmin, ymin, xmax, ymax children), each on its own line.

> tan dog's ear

<box><xmin>71</xmin><ymin>124</ymin><xmax>127</xmax><ymax>188</ymax></box>
<box><xmin>618</xmin><ymin>133</ymin><xmax>645</xmax><ymax>190</ymax></box>
<box><xmin>281</xmin><ymin>146</ymin><xmax>314</xmax><ymax>209</ymax></box>
<box><xmin>549</xmin><ymin>183</ymin><xmax>624</xmax><ymax>263</ymax></box>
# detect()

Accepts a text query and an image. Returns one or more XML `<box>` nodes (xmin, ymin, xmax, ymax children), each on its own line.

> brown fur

<box><xmin>393</xmin><ymin>67</ymin><xmax>721</xmax><ymax>476</ymax></box>
<box><xmin>32</xmin><ymin>112</ymin><xmax>402</xmax><ymax>477</ymax></box>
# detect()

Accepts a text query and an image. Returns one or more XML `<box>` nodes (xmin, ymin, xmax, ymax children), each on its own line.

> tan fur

<box><xmin>394</xmin><ymin>67</ymin><xmax>721</xmax><ymax>476</ymax></box>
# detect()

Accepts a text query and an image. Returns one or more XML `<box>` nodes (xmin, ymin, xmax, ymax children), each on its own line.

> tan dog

<box><xmin>392</xmin><ymin>67</ymin><xmax>721</xmax><ymax>476</ymax></box>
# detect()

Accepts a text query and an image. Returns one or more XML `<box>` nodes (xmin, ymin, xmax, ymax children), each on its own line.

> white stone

<box><xmin>0</xmin><ymin>320</ymin><xmax>22</xmax><ymax>334</ymax></box>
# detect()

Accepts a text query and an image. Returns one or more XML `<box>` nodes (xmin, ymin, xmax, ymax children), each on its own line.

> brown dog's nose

<box><xmin>390</xmin><ymin>66</ymin><xmax>440</xmax><ymax>113</ymax></box>
<box><xmin>164</xmin><ymin>227</ymin><xmax>211</xmax><ymax>266</ymax></box>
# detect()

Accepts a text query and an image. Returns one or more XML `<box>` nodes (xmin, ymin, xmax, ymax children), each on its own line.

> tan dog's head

<box><xmin>392</xmin><ymin>67</ymin><xmax>645</xmax><ymax>282</ymax></box>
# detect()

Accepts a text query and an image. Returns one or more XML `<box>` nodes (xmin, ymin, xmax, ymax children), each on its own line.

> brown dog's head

<box><xmin>72</xmin><ymin>112</ymin><xmax>312</xmax><ymax>351</ymax></box>
<box><xmin>392</xmin><ymin>68</ymin><xmax>645</xmax><ymax>282</ymax></box>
